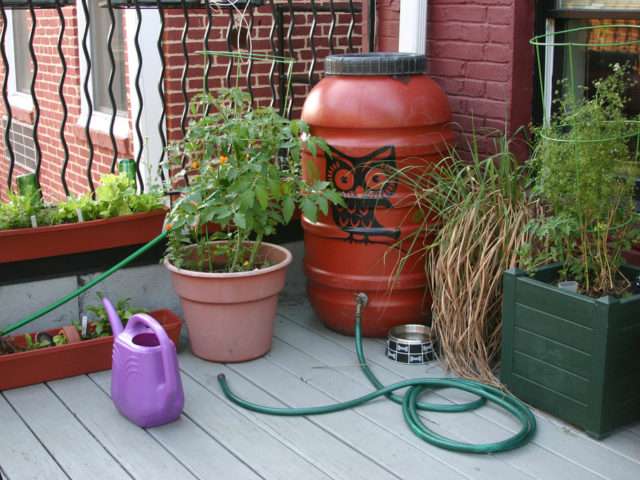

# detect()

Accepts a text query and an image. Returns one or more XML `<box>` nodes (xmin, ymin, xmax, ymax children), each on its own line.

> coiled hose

<box><xmin>218</xmin><ymin>293</ymin><xmax>536</xmax><ymax>454</ymax></box>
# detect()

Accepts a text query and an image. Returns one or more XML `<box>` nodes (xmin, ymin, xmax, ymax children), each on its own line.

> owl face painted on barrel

<box><xmin>326</xmin><ymin>145</ymin><xmax>400</xmax><ymax>243</ymax></box>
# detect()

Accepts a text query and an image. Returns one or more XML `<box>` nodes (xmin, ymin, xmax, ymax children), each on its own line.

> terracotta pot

<box><xmin>0</xmin><ymin>209</ymin><xmax>166</xmax><ymax>264</ymax></box>
<box><xmin>165</xmin><ymin>241</ymin><xmax>292</xmax><ymax>362</ymax></box>
<box><xmin>300</xmin><ymin>53</ymin><xmax>453</xmax><ymax>337</ymax></box>
<box><xmin>0</xmin><ymin>309</ymin><xmax>181</xmax><ymax>391</ymax></box>
<box><xmin>61</xmin><ymin>325</ymin><xmax>81</xmax><ymax>344</ymax></box>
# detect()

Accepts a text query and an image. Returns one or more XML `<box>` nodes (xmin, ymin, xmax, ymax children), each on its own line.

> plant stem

<box><xmin>230</xmin><ymin>232</ymin><xmax>242</xmax><ymax>272</ymax></box>
<box><xmin>249</xmin><ymin>233</ymin><xmax>263</xmax><ymax>269</ymax></box>
<box><xmin>205</xmin><ymin>226</ymin><xmax>213</xmax><ymax>273</ymax></box>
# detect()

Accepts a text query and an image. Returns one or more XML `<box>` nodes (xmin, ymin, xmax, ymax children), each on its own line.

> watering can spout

<box><xmin>103</xmin><ymin>297</ymin><xmax>123</xmax><ymax>336</ymax></box>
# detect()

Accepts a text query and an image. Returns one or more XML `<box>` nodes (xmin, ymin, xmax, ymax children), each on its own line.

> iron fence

<box><xmin>0</xmin><ymin>0</ymin><xmax>373</xmax><ymax>197</ymax></box>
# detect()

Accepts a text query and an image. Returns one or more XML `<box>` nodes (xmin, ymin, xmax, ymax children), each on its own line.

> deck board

<box><xmin>3</xmin><ymin>383</ymin><xmax>130</xmax><ymax>480</ymax></box>
<box><xmin>47</xmin><ymin>375</ymin><xmax>196</xmax><ymax>480</ymax></box>
<box><xmin>1</xmin><ymin>294</ymin><xmax>639</xmax><ymax>480</ymax></box>
<box><xmin>89</xmin><ymin>371</ymin><xmax>263</xmax><ymax>480</ymax></box>
<box><xmin>0</xmin><ymin>394</ymin><xmax>68</xmax><ymax>480</ymax></box>
<box><xmin>180</xmin><ymin>353</ymin><xmax>399</xmax><ymax>480</ymax></box>
<box><xmin>175</xmin><ymin>370</ymin><xmax>332</xmax><ymax>480</ymax></box>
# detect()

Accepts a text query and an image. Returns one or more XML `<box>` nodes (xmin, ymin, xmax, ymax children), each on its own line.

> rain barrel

<box><xmin>301</xmin><ymin>53</ymin><xmax>454</xmax><ymax>337</ymax></box>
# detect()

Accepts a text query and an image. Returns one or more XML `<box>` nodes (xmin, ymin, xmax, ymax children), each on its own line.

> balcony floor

<box><xmin>1</xmin><ymin>294</ymin><xmax>639</xmax><ymax>480</ymax></box>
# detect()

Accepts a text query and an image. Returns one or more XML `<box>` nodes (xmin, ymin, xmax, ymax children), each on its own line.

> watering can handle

<box><xmin>126</xmin><ymin>313</ymin><xmax>177</xmax><ymax>393</ymax></box>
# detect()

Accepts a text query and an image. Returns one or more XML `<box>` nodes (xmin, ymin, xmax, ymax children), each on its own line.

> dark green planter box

<box><xmin>501</xmin><ymin>264</ymin><xmax>640</xmax><ymax>439</ymax></box>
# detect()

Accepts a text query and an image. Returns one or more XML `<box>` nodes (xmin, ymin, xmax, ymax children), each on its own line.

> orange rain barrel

<box><xmin>301</xmin><ymin>53</ymin><xmax>453</xmax><ymax>337</ymax></box>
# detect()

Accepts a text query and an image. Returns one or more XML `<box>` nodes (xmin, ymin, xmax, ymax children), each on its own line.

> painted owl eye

<box><xmin>365</xmin><ymin>168</ymin><xmax>388</xmax><ymax>191</ymax></box>
<box><xmin>333</xmin><ymin>168</ymin><xmax>354</xmax><ymax>191</ymax></box>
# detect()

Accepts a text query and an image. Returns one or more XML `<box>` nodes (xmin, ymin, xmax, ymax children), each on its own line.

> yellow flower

<box><xmin>219</xmin><ymin>154</ymin><xmax>228</xmax><ymax>165</ymax></box>
<box><xmin>191</xmin><ymin>161</ymin><xmax>200</xmax><ymax>170</ymax></box>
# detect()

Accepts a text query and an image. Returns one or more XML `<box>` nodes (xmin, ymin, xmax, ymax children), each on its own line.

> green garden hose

<box><xmin>0</xmin><ymin>230</ymin><xmax>168</xmax><ymax>337</ymax></box>
<box><xmin>218</xmin><ymin>293</ymin><xmax>537</xmax><ymax>454</ymax></box>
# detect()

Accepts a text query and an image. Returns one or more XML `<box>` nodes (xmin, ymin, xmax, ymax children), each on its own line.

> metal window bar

<box><xmin>0</xmin><ymin>0</ymin><xmax>16</xmax><ymax>190</ymax></box>
<box><xmin>80</xmin><ymin>0</ymin><xmax>96</xmax><ymax>194</ymax></box>
<box><xmin>55</xmin><ymin>0</ymin><xmax>69</xmax><ymax>195</ymax></box>
<box><xmin>106</xmin><ymin>0</ymin><xmax>119</xmax><ymax>174</ymax></box>
<box><xmin>132</xmin><ymin>2</ymin><xmax>144</xmax><ymax>190</ymax></box>
<box><xmin>0</xmin><ymin>0</ymin><xmax>371</xmax><ymax>197</ymax></box>
<box><xmin>156</xmin><ymin>0</ymin><xmax>167</xmax><ymax>181</ymax></box>
<box><xmin>27</xmin><ymin>1</ymin><xmax>42</xmax><ymax>183</ymax></box>
<box><xmin>267</xmin><ymin>0</ymin><xmax>278</xmax><ymax>108</ymax></box>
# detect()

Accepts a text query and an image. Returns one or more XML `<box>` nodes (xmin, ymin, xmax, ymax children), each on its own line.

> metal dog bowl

<box><xmin>386</xmin><ymin>324</ymin><xmax>435</xmax><ymax>364</ymax></box>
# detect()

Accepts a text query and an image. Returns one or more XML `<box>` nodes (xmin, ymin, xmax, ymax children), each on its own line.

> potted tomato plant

<box><xmin>0</xmin><ymin>173</ymin><xmax>166</xmax><ymax>263</ymax></box>
<box><xmin>164</xmin><ymin>88</ymin><xmax>341</xmax><ymax>362</ymax></box>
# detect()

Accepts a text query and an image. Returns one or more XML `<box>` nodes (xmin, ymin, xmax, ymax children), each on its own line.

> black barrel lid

<box><xmin>325</xmin><ymin>53</ymin><xmax>426</xmax><ymax>76</ymax></box>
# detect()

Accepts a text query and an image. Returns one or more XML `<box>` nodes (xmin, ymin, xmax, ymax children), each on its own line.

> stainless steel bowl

<box><xmin>388</xmin><ymin>324</ymin><xmax>432</xmax><ymax>344</ymax></box>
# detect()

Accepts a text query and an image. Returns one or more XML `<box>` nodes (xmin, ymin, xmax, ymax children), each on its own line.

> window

<box><xmin>536</xmin><ymin>2</ymin><xmax>640</xmax><ymax>121</ymax></box>
<box><xmin>88</xmin><ymin>3</ymin><xmax>127</xmax><ymax>115</ymax></box>
<box><xmin>557</xmin><ymin>0</ymin><xmax>640</xmax><ymax>9</ymax></box>
<box><xmin>12</xmin><ymin>10</ymin><xmax>33</xmax><ymax>95</ymax></box>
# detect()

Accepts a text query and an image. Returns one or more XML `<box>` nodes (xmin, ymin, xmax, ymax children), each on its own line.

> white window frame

<box><xmin>4</xmin><ymin>12</ymin><xmax>34</xmax><ymax>113</ymax></box>
<box><xmin>398</xmin><ymin>0</ymin><xmax>428</xmax><ymax>55</ymax></box>
<box><xmin>76</xmin><ymin>1</ymin><xmax>129</xmax><ymax>139</ymax></box>
<box><xmin>76</xmin><ymin>3</ymin><xmax>164</xmax><ymax>187</ymax></box>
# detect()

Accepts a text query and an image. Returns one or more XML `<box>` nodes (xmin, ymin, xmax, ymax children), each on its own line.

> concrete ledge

<box><xmin>1</xmin><ymin>241</ymin><xmax>306</xmax><ymax>334</ymax></box>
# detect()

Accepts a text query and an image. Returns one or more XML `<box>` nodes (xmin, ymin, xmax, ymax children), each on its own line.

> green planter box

<box><xmin>501</xmin><ymin>264</ymin><xmax>640</xmax><ymax>439</ymax></box>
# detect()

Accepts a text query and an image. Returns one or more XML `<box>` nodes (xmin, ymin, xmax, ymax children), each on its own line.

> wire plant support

<box><xmin>531</xmin><ymin>23</ymin><xmax>640</xmax><ymax>163</ymax></box>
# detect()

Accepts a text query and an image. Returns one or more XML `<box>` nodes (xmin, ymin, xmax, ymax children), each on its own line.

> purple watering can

<box><xmin>104</xmin><ymin>298</ymin><xmax>184</xmax><ymax>428</ymax></box>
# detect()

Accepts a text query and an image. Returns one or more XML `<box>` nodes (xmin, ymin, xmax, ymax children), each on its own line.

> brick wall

<box><xmin>0</xmin><ymin>1</ymin><xmax>363</xmax><ymax>200</ymax></box>
<box><xmin>376</xmin><ymin>0</ymin><xmax>535</xmax><ymax>155</ymax></box>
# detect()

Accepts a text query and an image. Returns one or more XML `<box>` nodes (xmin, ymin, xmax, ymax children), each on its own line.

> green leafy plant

<box><xmin>523</xmin><ymin>65</ymin><xmax>640</xmax><ymax>295</ymax></box>
<box><xmin>94</xmin><ymin>173</ymin><xmax>163</xmax><ymax>219</ymax></box>
<box><xmin>80</xmin><ymin>295</ymin><xmax>145</xmax><ymax>339</ymax></box>
<box><xmin>0</xmin><ymin>173</ymin><xmax>164</xmax><ymax>231</ymax></box>
<box><xmin>0</xmin><ymin>190</ymin><xmax>48</xmax><ymax>229</ymax></box>
<box><xmin>23</xmin><ymin>331</ymin><xmax>67</xmax><ymax>351</ymax></box>
<box><xmin>53</xmin><ymin>194</ymin><xmax>101</xmax><ymax>224</ymax></box>
<box><xmin>165</xmin><ymin>87</ymin><xmax>342</xmax><ymax>272</ymax></box>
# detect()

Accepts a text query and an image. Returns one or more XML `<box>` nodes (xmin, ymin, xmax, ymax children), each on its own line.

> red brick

<box><xmin>429</xmin><ymin>22</ymin><xmax>489</xmax><ymax>43</ymax></box>
<box><xmin>487</xmin><ymin>6</ymin><xmax>513</xmax><ymax>26</ymax></box>
<box><xmin>430</xmin><ymin>6</ymin><xmax>487</xmax><ymax>24</ymax></box>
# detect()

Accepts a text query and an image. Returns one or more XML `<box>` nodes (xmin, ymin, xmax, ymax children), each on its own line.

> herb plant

<box><xmin>80</xmin><ymin>295</ymin><xmax>145</xmax><ymax>339</ymax></box>
<box><xmin>0</xmin><ymin>190</ymin><xmax>50</xmax><ymax>229</ymax></box>
<box><xmin>523</xmin><ymin>66</ymin><xmax>640</xmax><ymax>295</ymax></box>
<box><xmin>24</xmin><ymin>331</ymin><xmax>68</xmax><ymax>350</ymax></box>
<box><xmin>165</xmin><ymin>88</ymin><xmax>342</xmax><ymax>272</ymax></box>
<box><xmin>0</xmin><ymin>173</ymin><xmax>164</xmax><ymax>230</ymax></box>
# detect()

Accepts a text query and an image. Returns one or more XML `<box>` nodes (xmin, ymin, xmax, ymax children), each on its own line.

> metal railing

<box><xmin>0</xmin><ymin>0</ymin><xmax>372</xmax><ymax>196</ymax></box>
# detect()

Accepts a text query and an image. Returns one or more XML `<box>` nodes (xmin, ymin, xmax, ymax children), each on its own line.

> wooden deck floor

<box><xmin>1</xmin><ymin>294</ymin><xmax>639</xmax><ymax>480</ymax></box>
